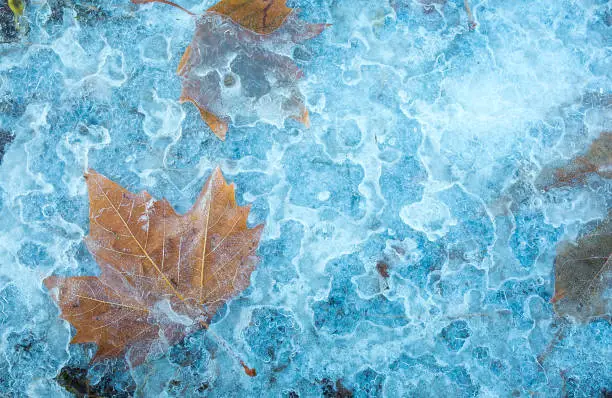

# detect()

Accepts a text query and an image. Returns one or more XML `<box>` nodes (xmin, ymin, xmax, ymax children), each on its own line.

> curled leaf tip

<box><xmin>240</xmin><ymin>361</ymin><xmax>257</xmax><ymax>377</ymax></box>
<box><xmin>550</xmin><ymin>289</ymin><xmax>565</xmax><ymax>303</ymax></box>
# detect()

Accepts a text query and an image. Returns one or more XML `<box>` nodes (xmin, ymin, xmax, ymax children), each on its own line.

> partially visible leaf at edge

<box><xmin>537</xmin><ymin>132</ymin><xmax>612</xmax><ymax>190</ymax></box>
<box><xmin>552</xmin><ymin>214</ymin><xmax>611</xmax><ymax>322</ymax></box>
<box><xmin>45</xmin><ymin>168</ymin><xmax>263</xmax><ymax>365</ymax></box>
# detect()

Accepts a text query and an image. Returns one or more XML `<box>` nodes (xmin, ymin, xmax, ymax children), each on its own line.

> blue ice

<box><xmin>0</xmin><ymin>0</ymin><xmax>610</xmax><ymax>396</ymax></box>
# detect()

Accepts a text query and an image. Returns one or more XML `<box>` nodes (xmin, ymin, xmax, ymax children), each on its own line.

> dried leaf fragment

<box><xmin>177</xmin><ymin>1</ymin><xmax>327</xmax><ymax>139</ymax></box>
<box><xmin>208</xmin><ymin>0</ymin><xmax>292</xmax><ymax>35</ymax></box>
<box><xmin>552</xmin><ymin>214</ymin><xmax>611</xmax><ymax>322</ymax></box>
<box><xmin>45</xmin><ymin>168</ymin><xmax>263</xmax><ymax>364</ymax></box>
<box><xmin>376</xmin><ymin>261</ymin><xmax>390</xmax><ymax>278</ymax></box>
<box><xmin>131</xmin><ymin>0</ymin><xmax>327</xmax><ymax>140</ymax></box>
<box><xmin>537</xmin><ymin>132</ymin><xmax>612</xmax><ymax>190</ymax></box>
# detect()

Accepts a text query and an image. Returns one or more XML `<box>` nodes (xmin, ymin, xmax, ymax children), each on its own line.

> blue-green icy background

<box><xmin>0</xmin><ymin>0</ymin><xmax>611</xmax><ymax>396</ymax></box>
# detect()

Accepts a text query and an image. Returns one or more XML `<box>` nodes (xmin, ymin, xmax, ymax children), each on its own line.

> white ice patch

<box><xmin>139</xmin><ymin>34</ymin><xmax>171</xmax><ymax>64</ymax></box>
<box><xmin>139</xmin><ymin>90</ymin><xmax>185</xmax><ymax>141</ymax></box>
<box><xmin>133</xmin><ymin>199</ymin><xmax>154</xmax><ymax>231</ymax></box>
<box><xmin>51</xmin><ymin>26</ymin><xmax>97</xmax><ymax>73</ymax></box>
<box><xmin>152</xmin><ymin>299</ymin><xmax>194</xmax><ymax>326</ymax></box>
<box><xmin>543</xmin><ymin>191</ymin><xmax>608</xmax><ymax>228</ymax></box>
<box><xmin>57</xmin><ymin>124</ymin><xmax>111</xmax><ymax>197</ymax></box>
<box><xmin>384</xmin><ymin>237</ymin><xmax>421</xmax><ymax>264</ymax></box>
<box><xmin>317</xmin><ymin>191</ymin><xmax>331</xmax><ymax>201</ymax></box>
<box><xmin>400</xmin><ymin>196</ymin><xmax>456</xmax><ymax>241</ymax></box>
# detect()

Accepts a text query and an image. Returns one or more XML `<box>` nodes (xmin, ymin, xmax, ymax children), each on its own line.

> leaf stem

<box><xmin>131</xmin><ymin>0</ymin><xmax>195</xmax><ymax>16</ymax></box>
<box><xmin>199</xmin><ymin>321</ymin><xmax>256</xmax><ymax>377</ymax></box>
<box><xmin>464</xmin><ymin>0</ymin><xmax>476</xmax><ymax>30</ymax></box>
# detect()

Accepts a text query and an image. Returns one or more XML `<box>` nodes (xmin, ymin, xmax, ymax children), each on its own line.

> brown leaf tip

<box><xmin>376</xmin><ymin>261</ymin><xmax>390</xmax><ymax>278</ymax></box>
<box><xmin>240</xmin><ymin>361</ymin><xmax>257</xmax><ymax>377</ymax></box>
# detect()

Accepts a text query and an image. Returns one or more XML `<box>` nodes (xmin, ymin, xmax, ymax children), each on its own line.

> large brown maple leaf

<box><xmin>133</xmin><ymin>0</ymin><xmax>327</xmax><ymax>140</ymax></box>
<box><xmin>45</xmin><ymin>168</ymin><xmax>263</xmax><ymax>366</ymax></box>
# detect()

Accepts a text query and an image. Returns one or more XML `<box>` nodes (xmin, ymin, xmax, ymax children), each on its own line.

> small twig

<box><xmin>463</xmin><ymin>0</ymin><xmax>476</xmax><ymax>30</ymax></box>
<box><xmin>537</xmin><ymin>323</ymin><xmax>567</xmax><ymax>365</ymax></box>
<box><xmin>131</xmin><ymin>0</ymin><xmax>195</xmax><ymax>16</ymax></box>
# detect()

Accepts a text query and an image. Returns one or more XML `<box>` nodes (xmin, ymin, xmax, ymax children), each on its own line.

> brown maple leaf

<box><xmin>45</xmin><ymin>168</ymin><xmax>263</xmax><ymax>368</ymax></box>
<box><xmin>133</xmin><ymin>0</ymin><xmax>327</xmax><ymax>140</ymax></box>
<box><xmin>552</xmin><ymin>214</ymin><xmax>611</xmax><ymax>322</ymax></box>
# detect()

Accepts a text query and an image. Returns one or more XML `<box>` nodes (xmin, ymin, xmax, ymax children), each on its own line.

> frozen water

<box><xmin>0</xmin><ymin>0</ymin><xmax>611</xmax><ymax>396</ymax></box>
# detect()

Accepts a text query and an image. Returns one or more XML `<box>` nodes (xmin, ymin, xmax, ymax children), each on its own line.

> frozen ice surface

<box><xmin>0</xmin><ymin>0</ymin><xmax>611</xmax><ymax>396</ymax></box>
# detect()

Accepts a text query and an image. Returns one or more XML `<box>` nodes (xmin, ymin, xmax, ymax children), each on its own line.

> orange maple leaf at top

<box><xmin>133</xmin><ymin>0</ymin><xmax>327</xmax><ymax>140</ymax></box>
<box><xmin>45</xmin><ymin>168</ymin><xmax>263</xmax><ymax>365</ymax></box>
<box><xmin>208</xmin><ymin>0</ymin><xmax>293</xmax><ymax>35</ymax></box>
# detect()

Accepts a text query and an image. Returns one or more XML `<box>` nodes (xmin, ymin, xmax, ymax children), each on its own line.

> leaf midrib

<box><xmin>95</xmin><ymin>178</ymin><xmax>185</xmax><ymax>301</ymax></box>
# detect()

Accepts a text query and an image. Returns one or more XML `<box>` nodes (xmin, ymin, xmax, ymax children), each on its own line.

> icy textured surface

<box><xmin>0</xmin><ymin>0</ymin><xmax>611</xmax><ymax>396</ymax></box>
